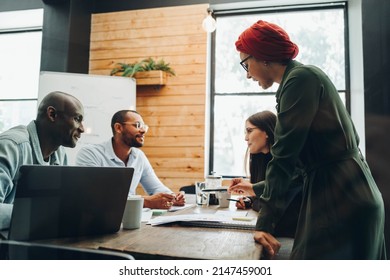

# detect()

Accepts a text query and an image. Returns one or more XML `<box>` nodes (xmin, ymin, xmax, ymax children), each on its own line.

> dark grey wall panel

<box><xmin>92</xmin><ymin>0</ymin><xmax>258</xmax><ymax>13</ymax></box>
<box><xmin>362</xmin><ymin>0</ymin><xmax>390</xmax><ymax>257</ymax></box>
<box><xmin>40</xmin><ymin>0</ymin><xmax>91</xmax><ymax>73</ymax></box>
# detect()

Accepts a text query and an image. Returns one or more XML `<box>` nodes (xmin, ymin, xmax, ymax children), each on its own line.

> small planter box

<box><xmin>134</xmin><ymin>70</ymin><xmax>167</xmax><ymax>86</ymax></box>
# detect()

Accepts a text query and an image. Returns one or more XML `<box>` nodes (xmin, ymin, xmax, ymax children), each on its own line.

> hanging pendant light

<box><xmin>202</xmin><ymin>8</ymin><xmax>216</xmax><ymax>33</ymax></box>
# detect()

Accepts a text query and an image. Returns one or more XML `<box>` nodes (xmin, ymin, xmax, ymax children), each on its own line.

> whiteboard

<box><xmin>38</xmin><ymin>71</ymin><xmax>136</xmax><ymax>165</ymax></box>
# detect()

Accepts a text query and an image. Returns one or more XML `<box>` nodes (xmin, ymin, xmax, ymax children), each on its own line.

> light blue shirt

<box><xmin>75</xmin><ymin>139</ymin><xmax>172</xmax><ymax>196</ymax></box>
<box><xmin>0</xmin><ymin>121</ymin><xmax>67</xmax><ymax>229</ymax></box>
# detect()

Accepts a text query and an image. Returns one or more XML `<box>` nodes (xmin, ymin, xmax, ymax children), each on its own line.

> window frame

<box><xmin>0</xmin><ymin>9</ymin><xmax>43</xmax><ymax>133</ymax></box>
<box><xmin>0</xmin><ymin>27</ymin><xmax>42</xmax><ymax>103</ymax></box>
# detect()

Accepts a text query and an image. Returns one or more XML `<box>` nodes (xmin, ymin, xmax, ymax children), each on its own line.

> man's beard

<box><xmin>122</xmin><ymin>133</ymin><xmax>143</xmax><ymax>148</ymax></box>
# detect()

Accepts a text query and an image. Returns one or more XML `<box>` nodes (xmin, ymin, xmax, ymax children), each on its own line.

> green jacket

<box><xmin>253</xmin><ymin>60</ymin><xmax>386</xmax><ymax>259</ymax></box>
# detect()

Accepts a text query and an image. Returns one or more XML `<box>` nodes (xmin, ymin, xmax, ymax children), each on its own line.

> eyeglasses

<box><xmin>245</xmin><ymin>127</ymin><xmax>258</xmax><ymax>135</ymax></box>
<box><xmin>121</xmin><ymin>121</ymin><xmax>149</xmax><ymax>132</ymax></box>
<box><xmin>240</xmin><ymin>55</ymin><xmax>252</xmax><ymax>72</ymax></box>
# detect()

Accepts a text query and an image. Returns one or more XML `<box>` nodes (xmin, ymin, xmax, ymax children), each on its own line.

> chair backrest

<box><xmin>179</xmin><ymin>184</ymin><xmax>195</xmax><ymax>194</ymax></box>
<box><xmin>0</xmin><ymin>240</ymin><xmax>134</xmax><ymax>260</ymax></box>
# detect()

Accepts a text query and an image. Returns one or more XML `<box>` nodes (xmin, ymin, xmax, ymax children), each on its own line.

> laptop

<box><xmin>7</xmin><ymin>165</ymin><xmax>134</xmax><ymax>241</ymax></box>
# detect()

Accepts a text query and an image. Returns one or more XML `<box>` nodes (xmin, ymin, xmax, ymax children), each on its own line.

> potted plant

<box><xmin>110</xmin><ymin>57</ymin><xmax>175</xmax><ymax>85</ymax></box>
<box><xmin>140</xmin><ymin>57</ymin><xmax>176</xmax><ymax>76</ymax></box>
<box><xmin>110</xmin><ymin>62</ymin><xmax>145</xmax><ymax>78</ymax></box>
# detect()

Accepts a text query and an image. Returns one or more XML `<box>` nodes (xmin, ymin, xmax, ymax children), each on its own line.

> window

<box><xmin>0</xmin><ymin>9</ymin><xmax>43</xmax><ymax>133</ymax></box>
<box><xmin>209</xmin><ymin>3</ymin><xmax>348</xmax><ymax>177</ymax></box>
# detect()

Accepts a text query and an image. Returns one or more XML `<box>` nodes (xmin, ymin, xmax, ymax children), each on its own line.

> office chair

<box><xmin>0</xmin><ymin>240</ymin><xmax>134</xmax><ymax>260</ymax></box>
<box><xmin>179</xmin><ymin>184</ymin><xmax>195</xmax><ymax>194</ymax></box>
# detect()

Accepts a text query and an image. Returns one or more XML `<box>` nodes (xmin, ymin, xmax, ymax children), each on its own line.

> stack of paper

<box><xmin>148</xmin><ymin>212</ymin><xmax>256</xmax><ymax>230</ymax></box>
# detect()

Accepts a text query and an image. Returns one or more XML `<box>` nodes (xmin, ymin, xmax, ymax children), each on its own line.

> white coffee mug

<box><xmin>122</xmin><ymin>195</ymin><xmax>144</xmax><ymax>229</ymax></box>
<box><xmin>217</xmin><ymin>191</ymin><xmax>231</xmax><ymax>208</ymax></box>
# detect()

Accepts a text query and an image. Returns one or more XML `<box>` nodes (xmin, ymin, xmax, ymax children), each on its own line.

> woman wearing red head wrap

<box><xmin>229</xmin><ymin>20</ymin><xmax>386</xmax><ymax>260</ymax></box>
<box><xmin>235</xmin><ymin>20</ymin><xmax>299</xmax><ymax>63</ymax></box>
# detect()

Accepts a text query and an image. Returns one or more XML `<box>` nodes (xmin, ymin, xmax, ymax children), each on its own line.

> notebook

<box><xmin>179</xmin><ymin>220</ymin><xmax>255</xmax><ymax>230</ymax></box>
<box><xmin>8</xmin><ymin>165</ymin><xmax>134</xmax><ymax>241</ymax></box>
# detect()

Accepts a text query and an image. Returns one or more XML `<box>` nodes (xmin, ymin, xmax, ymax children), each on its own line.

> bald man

<box><xmin>0</xmin><ymin>91</ymin><xmax>85</xmax><ymax>230</ymax></box>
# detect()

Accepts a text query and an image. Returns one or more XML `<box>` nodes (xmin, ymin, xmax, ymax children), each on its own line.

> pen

<box><xmin>202</xmin><ymin>188</ymin><xmax>228</xmax><ymax>192</ymax></box>
<box><xmin>226</xmin><ymin>198</ymin><xmax>240</xmax><ymax>202</ymax></box>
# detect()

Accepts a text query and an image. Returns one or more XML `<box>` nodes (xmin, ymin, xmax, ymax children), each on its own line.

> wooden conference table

<box><xmin>37</xmin><ymin>195</ymin><xmax>263</xmax><ymax>260</ymax></box>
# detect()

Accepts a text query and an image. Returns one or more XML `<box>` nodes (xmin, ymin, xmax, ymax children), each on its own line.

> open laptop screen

<box><xmin>9</xmin><ymin>165</ymin><xmax>133</xmax><ymax>241</ymax></box>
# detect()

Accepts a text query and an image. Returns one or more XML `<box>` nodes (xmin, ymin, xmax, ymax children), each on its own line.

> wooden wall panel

<box><xmin>89</xmin><ymin>4</ymin><xmax>209</xmax><ymax>193</ymax></box>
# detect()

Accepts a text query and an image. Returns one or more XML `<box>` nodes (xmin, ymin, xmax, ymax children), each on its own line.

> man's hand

<box><xmin>173</xmin><ymin>191</ymin><xmax>185</xmax><ymax>206</ymax></box>
<box><xmin>254</xmin><ymin>231</ymin><xmax>281</xmax><ymax>259</ymax></box>
<box><xmin>143</xmin><ymin>193</ymin><xmax>175</xmax><ymax>209</ymax></box>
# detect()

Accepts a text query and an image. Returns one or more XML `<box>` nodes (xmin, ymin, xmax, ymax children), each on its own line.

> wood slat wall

<box><xmin>89</xmin><ymin>4</ymin><xmax>209</xmax><ymax>193</ymax></box>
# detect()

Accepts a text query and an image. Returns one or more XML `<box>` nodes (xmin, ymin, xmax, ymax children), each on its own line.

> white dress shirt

<box><xmin>75</xmin><ymin>139</ymin><xmax>172</xmax><ymax>196</ymax></box>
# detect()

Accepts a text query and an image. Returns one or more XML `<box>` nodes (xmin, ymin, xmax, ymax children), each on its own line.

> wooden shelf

<box><xmin>134</xmin><ymin>70</ymin><xmax>167</xmax><ymax>86</ymax></box>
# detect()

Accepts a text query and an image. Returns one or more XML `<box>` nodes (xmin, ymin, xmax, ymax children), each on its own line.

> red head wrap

<box><xmin>235</xmin><ymin>20</ymin><xmax>299</xmax><ymax>62</ymax></box>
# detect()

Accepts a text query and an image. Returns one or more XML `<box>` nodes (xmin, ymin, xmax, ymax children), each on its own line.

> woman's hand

<box><xmin>253</xmin><ymin>231</ymin><xmax>281</xmax><ymax>259</ymax></box>
<box><xmin>235</xmin><ymin>197</ymin><xmax>247</xmax><ymax>209</ymax></box>
<box><xmin>235</xmin><ymin>197</ymin><xmax>252</xmax><ymax>209</ymax></box>
<box><xmin>229</xmin><ymin>178</ymin><xmax>256</xmax><ymax>196</ymax></box>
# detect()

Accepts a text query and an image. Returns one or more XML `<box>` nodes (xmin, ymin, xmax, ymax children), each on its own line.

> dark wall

<box><xmin>362</xmin><ymin>0</ymin><xmax>390</xmax><ymax>256</ymax></box>
<box><xmin>362</xmin><ymin>0</ymin><xmax>390</xmax><ymax>115</ymax></box>
<box><xmin>41</xmin><ymin>0</ymin><xmax>91</xmax><ymax>73</ymax></box>
<box><xmin>93</xmin><ymin>0</ymin><xmax>259</xmax><ymax>13</ymax></box>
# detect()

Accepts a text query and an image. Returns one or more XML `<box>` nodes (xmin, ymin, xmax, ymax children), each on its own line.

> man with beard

<box><xmin>76</xmin><ymin>110</ymin><xmax>185</xmax><ymax>209</ymax></box>
<box><xmin>0</xmin><ymin>91</ymin><xmax>85</xmax><ymax>230</ymax></box>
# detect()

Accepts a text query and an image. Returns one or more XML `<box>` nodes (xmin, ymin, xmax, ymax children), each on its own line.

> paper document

<box><xmin>168</xmin><ymin>203</ymin><xmax>196</xmax><ymax>212</ymax></box>
<box><xmin>214</xmin><ymin>210</ymin><xmax>248</xmax><ymax>217</ymax></box>
<box><xmin>148</xmin><ymin>212</ymin><xmax>256</xmax><ymax>230</ymax></box>
<box><xmin>141</xmin><ymin>208</ymin><xmax>153</xmax><ymax>222</ymax></box>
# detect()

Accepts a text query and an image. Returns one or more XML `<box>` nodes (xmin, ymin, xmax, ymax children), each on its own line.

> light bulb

<box><xmin>202</xmin><ymin>14</ymin><xmax>216</xmax><ymax>33</ymax></box>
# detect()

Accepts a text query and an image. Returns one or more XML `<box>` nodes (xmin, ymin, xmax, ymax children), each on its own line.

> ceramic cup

<box><xmin>217</xmin><ymin>191</ymin><xmax>231</xmax><ymax>208</ymax></box>
<box><xmin>122</xmin><ymin>195</ymin><xmax>144</xmax><ymax>229</ymax></box>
